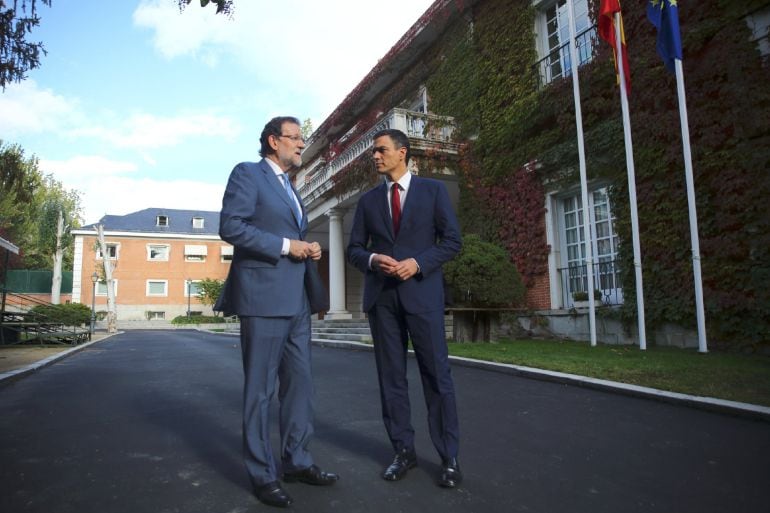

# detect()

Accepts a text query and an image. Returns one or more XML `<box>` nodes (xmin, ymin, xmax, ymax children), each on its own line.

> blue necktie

<box><xmin>280</xmin><ymin>174</ymin><xmax>302</xmax><ymax>224</ymax></box>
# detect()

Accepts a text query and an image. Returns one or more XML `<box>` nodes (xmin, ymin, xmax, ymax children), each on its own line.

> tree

<box><xmin>444</xmin><ymin>234</ymin><xmax>525</xmax><ymax>307</ymax></box>
<box><xmin>95</xmin><ymin>224</ymin><xmax>117</xmax><ymax>333</ymax></box>
<box><xmin>0</xmin><ymin>0</ymin><xmax>51</xmax><ymax>89</ymax></box>
<box><xmin>301</xmin><ymin>118</ymin><xmax>314</xmax><ymax>141</ymax></box>
<box><xmin>177</xmin><ymin>0</ymin><xmax>233</xmax><ymax>16</ymax></box>
<box><xmin>38</xmin><ymin>178</ymin><xmax>81</xmax><ymax>303</ymax></box>
<box><xmin>0</xmin><ymin>141</ymin><xmax>43</xmax><ymax>266</ymax></box>
<box><xmin>197</xmin><ymin>277</ymin><xmax>224</xmax><ymax>315</ymax></box>
<box><xmin>1</xmin><ymin>141</ymin><xmax>82</xmax><ymax>272</ymax></box>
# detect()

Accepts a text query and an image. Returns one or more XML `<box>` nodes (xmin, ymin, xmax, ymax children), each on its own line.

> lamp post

<box><xmin>90</xmin><ymin>271</ymin><xmax>98</xmax><ymax>335</ymax></box>
<box><xmin>186</xmin><ymin>279</ymin><xmax>192</xmax><ymax>318</ymax></box>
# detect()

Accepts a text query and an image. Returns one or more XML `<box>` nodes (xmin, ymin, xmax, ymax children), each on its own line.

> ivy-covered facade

<box><xmin>296</xmin><ymin>0</ymin><xmax>770</xmax><ymax>348</ymax></box>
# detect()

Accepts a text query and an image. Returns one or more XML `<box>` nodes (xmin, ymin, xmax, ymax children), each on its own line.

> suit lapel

<box><xmin>374</xmin><ymin>182</ymin><xmax>395</xmax><ymax>239</ymax></box>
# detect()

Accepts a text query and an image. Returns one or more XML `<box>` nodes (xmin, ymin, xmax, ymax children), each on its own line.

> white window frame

<box><xmin>95</xmin><ymin>279</ymin><xmax>118</xmax><ymax>297</ymax></box>
<box><xmin>184</xmin><ymin>280</ymin><xmax>202</xmax><ymax>297</ymax></box>
<box><xmin>192</xmin><ymin>217</ymin><xmax>205</xmax><ymax>229</ymax></box>
<box><xmin>554</xmin><ymin>186</ymin><xmax>622</xmax><ymax>307</ymax></box>
<box><xmin>220</xmin><ymin>245</ymin><xmax>233</xmax><ymax>263</ymax></box>
<box><xmin>534</xmin><ymin>0</ymin><xmax>596</xmax><ymax>86</ymax></box>
<box><xmin>96</xmin><ymin>242</ymin><xmax>119</xmax><ymax>260</ymax></box>
<box><xmin>146</xmin><ymin>280</ymin><xmax>169</xmax><ymax>297</ymax></box>
<box><xmin>156</xmin><ymin>215</ymin><xmax>169</xmax><ymax>227</ymax></box>
<box><xmin>146</xmin><ymin>311</ymin><xmax>166</xmax><ymax>320</ymax></box>
<box><xmin>147</xmin><ymin>244</ymin><xmax>170</xmax><ymax>262</ymax></box>
<box><xmin>184</xmin><ymin>244</ymin><xmax>208</xmax><ymax>263</ymax></box>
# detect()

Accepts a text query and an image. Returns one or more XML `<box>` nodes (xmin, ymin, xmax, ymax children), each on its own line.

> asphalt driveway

<box><xmin>1</xmin><ymin>330</ymin><xmax>768</xmax><ymax>513</ymax></box>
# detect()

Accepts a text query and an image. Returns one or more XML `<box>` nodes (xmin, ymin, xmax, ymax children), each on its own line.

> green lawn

<box><xmin>446</xmin><ymin>339</ymin><xmax>770</xmax><ymax>407</ymax></box>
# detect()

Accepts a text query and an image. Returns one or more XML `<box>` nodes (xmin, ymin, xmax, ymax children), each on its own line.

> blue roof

<box><xmin>81</xmin><ymin>208</ymin><xmax>220</xmax><ymax>235</ymax></box>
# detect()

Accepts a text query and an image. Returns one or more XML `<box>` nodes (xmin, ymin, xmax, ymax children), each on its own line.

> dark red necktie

<box><xmin>391</xmin><ymin>183</ymin><xmax>401</xmax><ymax>235</ymax></box>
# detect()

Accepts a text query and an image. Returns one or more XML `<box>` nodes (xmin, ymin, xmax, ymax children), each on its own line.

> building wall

<box><xmin>75</xmin><ymin>234</ymin><xmax>230</xmax><ymax>321</ymax></box>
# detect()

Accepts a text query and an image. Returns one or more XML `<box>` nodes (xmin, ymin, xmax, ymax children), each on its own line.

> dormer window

<box><xmin>156</xmin><ymin>215</ymin><xmax>169</xmax><ymax>227</ymax></box>
<box><xmin>192</xmin><ymin>217</ymin><xmax>204</xmax><ymax>229</ymax></box>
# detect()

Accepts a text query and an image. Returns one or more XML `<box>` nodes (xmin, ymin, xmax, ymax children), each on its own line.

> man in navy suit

<box><xmin>218</xmin><ymin>116</ymin><xmax>338</xmax><ymax>508</ymax></box>
<box><xmin>347</xmin><ymin>128</ymin><xmax>463</xmax><ymax>488</ymax></box>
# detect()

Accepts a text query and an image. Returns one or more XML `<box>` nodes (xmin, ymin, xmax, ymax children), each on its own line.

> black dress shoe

<box><xmin>382</xmin><ymin>449</ymin><xmax>417</xmax><ymax>481</ymax></box>
<box><xmin>438</xmin><ymin>457</ymin><xmax>463</xmax><ymax>488</ymax></box>
<box><xmin>283</xmin><ymin>464</ymin><xmax>339</xmax><ymax>486</ymax></box>
<box><xmin>255</xmin><ymin>481</ymin><xmax>293</xmax><ymax>508</ymax></box>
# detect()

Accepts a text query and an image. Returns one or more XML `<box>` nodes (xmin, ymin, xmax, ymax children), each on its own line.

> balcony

<box><xmin>298</xmin><ymin>108</ymin><xmax>456</xmax><ymax>204</ymax></box>
<box><xmin>557</xmin><ymin>259</ymin><xmax>623</xmax><ymax>309</ymax></box>
<box><xmin>535</xmin><ymin>25</ymin><xmax>597</xmax><ymax>88</ymax></box>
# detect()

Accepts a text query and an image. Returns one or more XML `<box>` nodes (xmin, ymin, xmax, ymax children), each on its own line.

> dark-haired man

<box><xmin>347</xmin><ymin>128</ymin><xmax>463</xmax><ymax>488</ymax></box>
<box><xmin>218</xmin><ymin>116</ymin><xmax>338</xmax><ymax>508</ymax></box>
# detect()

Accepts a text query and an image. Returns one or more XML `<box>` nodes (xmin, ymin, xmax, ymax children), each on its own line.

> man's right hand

<box><xmin>289</xmin><ymin>240</ymin><xmax>321</xmax><ymax>261</ymax></box>
<box><xmin>372</xmin><ymin>253</ymin><xmax>400</xmax><ymax>276</ymax></box>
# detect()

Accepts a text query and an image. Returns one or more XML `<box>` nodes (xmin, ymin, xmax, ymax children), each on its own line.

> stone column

<box><xmin>325</xmin><ymin>208</ymin><xmax>352</xmax><ymax>319</ymax></box>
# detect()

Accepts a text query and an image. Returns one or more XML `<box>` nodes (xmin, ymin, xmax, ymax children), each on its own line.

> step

<box><xmin>313</xmin><ymin>332</ymin><xmax>372</xmax><ymax>342</ymax></box>
<box><xmin>313</xmin><ymin>327</ymin><xmax>371</xmax><ymax>335</ymax></box>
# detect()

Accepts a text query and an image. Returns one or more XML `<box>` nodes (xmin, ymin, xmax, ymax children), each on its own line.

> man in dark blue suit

<box><xmin>218</xmin><ymin>116</ymin><xmax>338</xmax><ymax>508</ymax></box>
<box><xmin>347</xmin><ymin>128</ymin><xmax>463</xmax><ymax>488</ymax></box>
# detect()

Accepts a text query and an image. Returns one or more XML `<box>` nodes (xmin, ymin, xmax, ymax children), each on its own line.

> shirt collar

<box><xmin>386</xmin><ymin>171</ymin><xmax>412</xmax><ymax>190</ymax></box>
<box><xmin>264</xmin><ymin>157</ymin><xmax>284</xmax><ymax>177</ymax></box>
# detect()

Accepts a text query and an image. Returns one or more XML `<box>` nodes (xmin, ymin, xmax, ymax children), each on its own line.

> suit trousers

<box><xmin>239</xmin><ymin>301</ymin><xmax>315</xmax><ymax>487</ymax></box>
<box><xmin>368</xmin><ymin>284</ymin><xmax>460</xmax><ymax>461</ymax></box>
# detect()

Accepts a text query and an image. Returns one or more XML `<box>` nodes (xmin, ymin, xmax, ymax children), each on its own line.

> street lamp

<box><xmin>90</xmin><ymin>272</ymin><xmax>98</xmax><ymax>335</ymax></box>
<box><xmin>186</xmin><ymin>279</ymin><xmax>192</xmax><ymax>318</ymax></box>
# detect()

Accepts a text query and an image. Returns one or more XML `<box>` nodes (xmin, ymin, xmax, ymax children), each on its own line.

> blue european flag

<box><xmin>647</xmin><ymin>0</ymin><xmax>683</xmax><ymax>73</ymax></box>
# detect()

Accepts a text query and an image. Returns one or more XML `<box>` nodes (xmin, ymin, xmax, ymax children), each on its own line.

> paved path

<box><xmin>1</xmin><ymin>330</ymin><xmax>768</xmax><ymax>513</ymax></box>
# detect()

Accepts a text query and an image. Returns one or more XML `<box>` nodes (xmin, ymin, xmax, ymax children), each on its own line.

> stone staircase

<box><xmin>312</xmin><ymin>318</ymin><xmax>372</xmax><ymax>345</ymax></box>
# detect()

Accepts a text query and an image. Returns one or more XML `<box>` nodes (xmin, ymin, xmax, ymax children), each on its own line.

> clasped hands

<box><xmin>289</xmin><ymin>240</ymin><xmax>322</xmax><ymax>261</ymax></box>
<box><xmin>372</xmin><ymin>254</ymin><xmax>418</xmax><ymax>281</ymax></box>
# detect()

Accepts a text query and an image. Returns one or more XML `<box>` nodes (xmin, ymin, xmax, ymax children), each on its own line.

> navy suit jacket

<box><xmin>347</xmin><ymin>176</ymin><xmax>461</xmax><ymax>314</ymax></box>
<box><xmin>217</xmin><ymin>159</ymin><xmax>308</xmax><ymax>317</ymax></box>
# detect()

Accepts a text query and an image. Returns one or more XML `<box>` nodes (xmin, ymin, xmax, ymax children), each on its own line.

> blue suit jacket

<box><xmin>347</xmin><ymin>176</ymin><xmax>461</xmax><ymax>314</ymax></box>
<box><xmin>218</xmin><ymin>159</ymin><xmax>307</xmax><ymax>317</ymax></box>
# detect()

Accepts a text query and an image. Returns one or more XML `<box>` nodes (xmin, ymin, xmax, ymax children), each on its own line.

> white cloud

<box><xmin>101</xmin><ymin>113</ymin><xmax>241</xmax><ymax>150</ymax></box>
<box><xmin>0</xmin><ymin>80</ymin><xmax>81</xmax><ymax>136</ymax></box>
<box><xmin>133</xmin><ymin>0</ymin><xmax>435</xmax><ymax>122</ymax></box>
<box><xmin>40</xmin><ymin>156</ymin><xmax>223</xmax><ymax>224</ymax></box>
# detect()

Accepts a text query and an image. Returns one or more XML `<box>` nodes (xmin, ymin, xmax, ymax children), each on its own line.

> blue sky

<box><xmin>1</xmin><ymin>0</ymin><xmax>435</xmax><ymax>224</ymax></box>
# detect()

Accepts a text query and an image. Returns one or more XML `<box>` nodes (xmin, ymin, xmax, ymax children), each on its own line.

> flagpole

<box><xmin>566</xmin><ymin>0</ymin><xmax>597</xmax><ymax>346</ymax></box>
<box><xmin>674</xmin><ymin>58</ymin><xmax>708</xmax><ymax>353</ymax></box>
<box><xmin>614</xmin><ymin>13</ymin><xmax>647</xmax><ymax>350</ymax></box>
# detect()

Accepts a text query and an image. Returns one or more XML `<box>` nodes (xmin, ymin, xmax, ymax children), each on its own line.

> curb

<box><xmin>311</xmin><ymin>338</ymin><xmax>770</xmax><ymax>423</ymax></box>
<box><xmin>0</xmin><ymin>332</ymin><xmax>121</xmax><ymax>385</ymax></box>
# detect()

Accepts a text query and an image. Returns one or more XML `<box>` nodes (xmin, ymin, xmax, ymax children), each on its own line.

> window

<box><xmin>184</xmin><ymin>280</ymin><xmax>202</xmax><ymax>297</ymax></box>
<box><xmin>146</xmin><ymin>280</ymin><xmax>168</xmax><ymax>297</ymax></box>
<box><xmin>745</xmin><ymin>6</ymin><xmax>770</xmax><ymax>61</ymax></box>
<box><xmin>220</xmin><ymin>245</ymin><xmax>233</xmax><ymax>263</ymax></box>
<box><xmin>147</xmin><ymin>244</ymin><xmax>170</xmax><ymax>261</ymax></box>
<box><xmin>184</xmin><ymin>244</ymin><xmax>207</xmax><ymax>262</ymax></box>
<box><xmin>156</xmin><ymin>215</ymin><xmax>169</xmax><ymax>227</ymax></box>
<box><xmin>95</xmin><ymin>279</ymin><xmax>118</xmax><ymax>297</ymax></box>
<box><xmin>535</xmin><ymin>0</ymin><xmax>596</xmax><ymax>86</ymax></box>
<box><xmin>557</xmin><ymin>187</ymin><xmax>622</xmax><ymax>306</ymax></box>
<box><xmin>192</xmin><ymin>217</ymin><xmax>205</xmax><ymax>229</ymax></box>
<box><xmin>96</xmin><ymin>243</ymin><xmax>119</xmax><ymax>260</ymax></box>
<box><xmin>146</xmin><ymin>311</ymin><xmax>165</xmax><ymax>320</ymax></box>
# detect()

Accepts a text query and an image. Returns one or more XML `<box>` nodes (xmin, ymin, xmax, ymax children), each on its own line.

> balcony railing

<box><xmin>298</xmin><ymin>108</ymin><xmax>455</xmax><ymax>202</ymax></box>
<box><xmin>534</xmin><ymin>25</ymin><xmax>597</xmax><ymax>88</ymax></box>
<box><xmin>557</xmin><ymin>259</ymin><xmax>623</xmax><ymax>308</ymax></box>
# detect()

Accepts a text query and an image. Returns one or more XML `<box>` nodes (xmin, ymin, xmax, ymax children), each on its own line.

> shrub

<box><xmin>444</xmin><ymin>233</ymin><xmax>525</xmax><ymax>307</ymax></box>
<box><xmin>29</xmin><ymin>303</ymin><xmax>92</xmax><ymax>326</ymax></box>
<box><xmin>171</xmin><ymin>315</ymin><xmax>225</xmax><ymax>325</ymax></box>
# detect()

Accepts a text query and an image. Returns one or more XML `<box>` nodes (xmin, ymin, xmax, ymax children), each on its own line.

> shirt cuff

<box><xmin>368</xmin><ymin>253</ymin><xmax>376</xmax><ymax>270</ymax></box>
<box><xmin>281</xmin><ymin>238</ymin><xmax>290</xmax><ymax>256</ymax></box>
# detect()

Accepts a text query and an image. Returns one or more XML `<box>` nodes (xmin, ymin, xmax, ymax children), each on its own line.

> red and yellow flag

<box><xmin>598</xmin><ymin>0</ymin><xmax>631</xmax><ymax>94</ymax></box>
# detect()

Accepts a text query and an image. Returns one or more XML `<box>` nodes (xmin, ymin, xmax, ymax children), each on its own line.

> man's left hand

<box><xmin>393</xmin><ymin>258</ymin><xmax>419</xmax><ymax>281</ymax></box>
